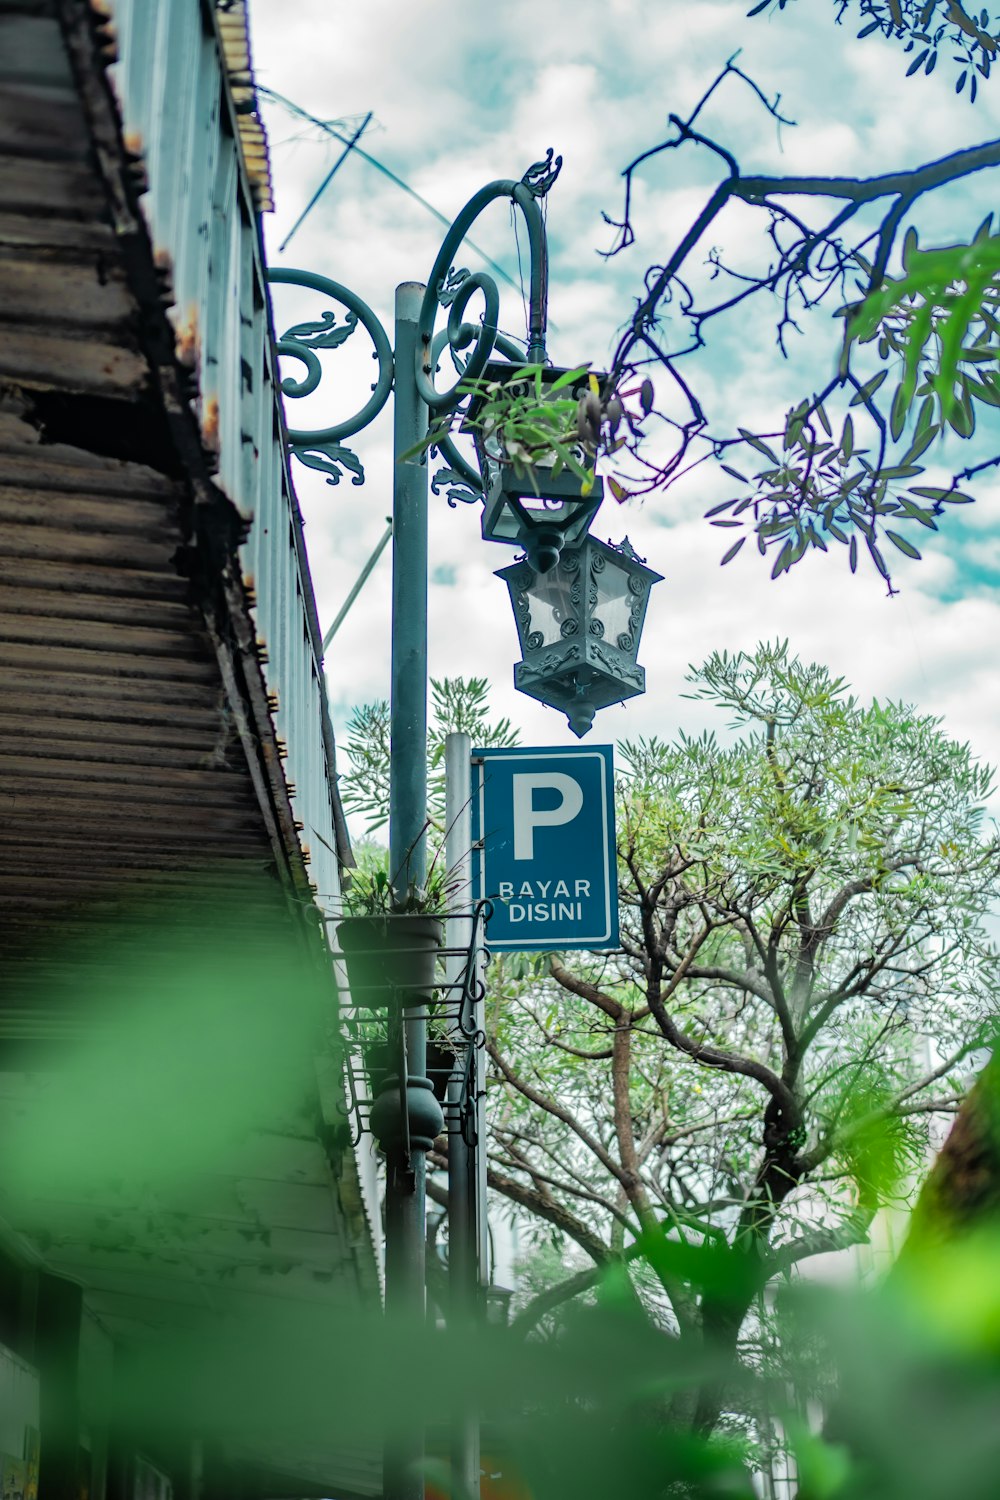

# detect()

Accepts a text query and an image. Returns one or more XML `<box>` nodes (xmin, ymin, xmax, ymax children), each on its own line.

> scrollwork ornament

<box><xmin>589</xmin><ymin>641</ymin><xmax>643</xmax><ymax>687</ymax></box>
<box><xmin>560</xmin><ymin>618</ymin><xmax>580</xmax><ymax>638</ymax></box>
<box><xmin>511</xmin><ymin>587</ymin><xmax>532</xmax><ymax>633</ymax></box>
<box><xmin>415</xmin><ymin>161</ymin><xmax>555</xmax><ymax>409</ymax></box>
<box><xmin>283</xmin><ymin>308</ymin><xmax>358</xmax><ymax>351</ymax></box>
<box><xmin>430</xmin><ymin>431</ymin><xmax>483</xmax><ymax>510</ymax></box>
<box><xmin>526</xmin><ymin>630</ymin><xmax>544</xmax><ymax>651</ymax></box>
<box><xmin>430</xmin><ymin>465</ymin><xmax>481</xmax><ymax>508</ymax></box>
<box><xmin>267</xmin><ymin>268</ymin><xmax>393</xmax><ymax>448</ymax></box>
<box><xmin>520</xmin><ymin>148</ymin><xmax>563</xmax><ymax>199</ymax></box>
<box><xmin>292</xmin><ymin>442</ymin><xmax>365</xmax><ymax>487</ymax></box>
<box><xmin>437</xmin><ymin>268</ymin><xmax>472</xmax><ymax>308</ymax></box>
<box><xmin>523</xmin><ymin>644</ymin><xmax>581</xmax><ymax>678</ymax></box>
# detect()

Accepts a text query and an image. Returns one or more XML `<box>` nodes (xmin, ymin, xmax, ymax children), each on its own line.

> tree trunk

<box><xmin>899</xmin><ymin>1050</ymin><xmax>1000</xmax><ymax>1258</ymax></box>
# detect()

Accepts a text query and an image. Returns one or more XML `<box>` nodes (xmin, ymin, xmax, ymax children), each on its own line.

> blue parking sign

<box><xmin>472</xmin><ymin>745</ymin><xmax>619</xmax><ymax>951</ymax></box>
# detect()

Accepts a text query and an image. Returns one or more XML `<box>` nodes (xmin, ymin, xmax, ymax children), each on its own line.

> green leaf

<box><xmin>895</xmin><ymin>499</ymin><xmax>938</xmax><ymax>530</ymax></box>
<box><xmin>546</xmin><ymin>364</ymin><xmax>590</xmax><ymax>393</ymax></box>
<box><xmin>738</xmin><ymin>428</ymin><xmax>781</xmax><ymax>464</ymax></box>
<box><xmin>849</xmin><ymin>369</ymin><xmax>889</xmax><ymax>406</ymax></box>
<box><xmin>901</xmin><ymin>424</ymin><xmax>938</xmax><ymax>464</ymax></box>
<box><xmin>885</xmin><ymin>530</ymin><xmax>922</xmax><ymax>560</ymax></box>
<box><xmin>964</xmin><ymin>377</ymin><xmax>1000</xmax><ymax>407</ymax></box>
<box><xmin>841</xmin><ymin>415</ymin><xmax>854</xmax><ymax>461</ymax></box>
<box><xmin>867</xmin><ymin>538</ymin><xmax>891</xmax><ymax>581</ymax></box>
<box><xmin>890</xmin><ymin>381</ymin><xmax>910</xmax><ymax>442</ymax></box>
<box><xmin>720</xmin><ymin>537</ymin><xmax>746</xmax><ymax>565</ymax></box>
<box><xmin>877</xmin><ymin>465</ymin><xmax>924</xmax><ymax>480</ymax></box>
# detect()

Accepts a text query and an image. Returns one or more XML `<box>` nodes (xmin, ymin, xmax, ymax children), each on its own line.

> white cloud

<box><xmin>249</xmin><ymin>0</ymin><xmax>1000</xmax><ymax>813</ymax></box>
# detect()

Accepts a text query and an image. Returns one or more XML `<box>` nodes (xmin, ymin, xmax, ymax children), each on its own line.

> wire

<box><xmin>278</xmin><ymin>111</ymin><xmax>373</xmax><ymax>253</ymax></box>
<box><xmin>260</xmin><ymin>86</ymin><xmax>522</xmax><ymax>296</ymax></box>
<box><xmin>511</xmin><ymin>203</ymin><xmax>529</xmax><ymax>351</ymax></box>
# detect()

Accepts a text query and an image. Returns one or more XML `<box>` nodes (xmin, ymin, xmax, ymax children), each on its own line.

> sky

<box><xmin>246</xmin><ymin>0</ymin><xmax>1000</xmax><ymax>813</ymax></box>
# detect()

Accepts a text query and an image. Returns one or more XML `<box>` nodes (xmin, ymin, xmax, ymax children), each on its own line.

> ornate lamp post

<box><xmin>265</xmin><ymin>149</ymin><xmax>660</xmax><ymax>1500</ymax></box>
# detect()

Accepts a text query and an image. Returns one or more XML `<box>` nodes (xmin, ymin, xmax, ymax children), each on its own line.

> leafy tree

<box><xmin>340</xmin><ymin>653</ymin><xmax>1000</xmax><ymax>1438</ymax></box>
<box><xmin>750</xmin><ymin>0</ymin><xmax>1000</xmax><ymax>97</ymax></box>
<box><xmin>601</xmin><ymin>29</ymin><xmax>1000</xmax><ymax>590</ymax></box>
<box><xmin>340</xmin><ymin>675</ymin><xmax>517</xmax><ymax>835</ymax></box>
<box><xmin>471</xmin><ymin>646</ymin><xmax>998</xmax><ymax>1432</ymax></box>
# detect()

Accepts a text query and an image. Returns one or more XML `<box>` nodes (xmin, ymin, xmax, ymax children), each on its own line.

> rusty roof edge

<box><xmin>201</xmin><ymin>2</ymin><xmax>354</xmax><ymax>876</ymax></box>
<box><xmin>208</xmin><ymin>0</ymin><xmax>274</xmax><ymax>213</ymax></box>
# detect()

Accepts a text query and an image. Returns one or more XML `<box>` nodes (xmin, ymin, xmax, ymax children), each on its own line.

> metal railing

<box><xmin>335</xmin><ymin>903</ymin><xmax>491</xmax><ymax>1150</ymax></box>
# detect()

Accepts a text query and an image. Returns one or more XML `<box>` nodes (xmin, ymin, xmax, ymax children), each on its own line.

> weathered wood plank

<box><xmin>0</xmin><ymin>326</ymin><xmax>146</xmax><ymax>394</ymax></box>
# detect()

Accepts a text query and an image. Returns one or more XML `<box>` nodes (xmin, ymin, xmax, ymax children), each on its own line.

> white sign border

<box><xmin>474</xmin><ymin>746</ymin><xmax>617</xmax><ymax>950</ymax></box>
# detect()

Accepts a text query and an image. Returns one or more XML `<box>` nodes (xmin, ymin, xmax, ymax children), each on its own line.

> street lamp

<box><xmin>265</xmin><ymin>148</ymin><xmax>660</xmax><ymax>1500</ymax></box>
<box><xmin>497</xmin><ymin>536</ymin><xmax>663</xmax><ymax>737</ymax></box>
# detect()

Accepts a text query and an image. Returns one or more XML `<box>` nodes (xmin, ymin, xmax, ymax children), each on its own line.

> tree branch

<box><xmin>487</xmin><ymin>1039</ymin><xmax>632</xmax><ymax>1188</ymax></box>
<box><xmin>769</xmin><ymin>1204</ymin><xmax>876</xmax><ymax>1275</ymax></box>
<box><xmin>549</xmin><ymin>960</ymin><xmax>624</xmax><ymax>1020</ymax></box>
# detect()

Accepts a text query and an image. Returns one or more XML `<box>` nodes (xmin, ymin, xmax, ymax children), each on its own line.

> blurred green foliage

<box><xmin>105</xmin><ymin>1211</ymin><xmax>1000</xmax><ymax>1500</ymax></box>
<box><xmin>0</xmin><ymin>874</ymin><xmax>329</xmax><ymax>1205</ymax></box>
<box><xmin>2</xmin><ymin>846</ymin><xmax>1000</xmax><ymax>1496</ymax></box>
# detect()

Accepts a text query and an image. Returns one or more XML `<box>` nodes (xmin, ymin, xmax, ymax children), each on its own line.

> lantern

<box><xmin>497</xmin><ymin>536</ymin><xmax>663</xmax><ymax>737</ymax></box>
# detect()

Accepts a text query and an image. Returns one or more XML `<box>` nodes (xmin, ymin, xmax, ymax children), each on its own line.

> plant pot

<box><xmin>426</xmin><ymin>1038</ymin><xmax>459</xmax><ymax>1103</ymax></box>
<box><xmin>361</xmin><ymin>1038</ymin><xmax>391</xmax><ymax>1097</ymax></box>
<box><xmin>336</xmin><ymin>913</ymin><xmax>443</xmax><ymax>1010</ymax></box>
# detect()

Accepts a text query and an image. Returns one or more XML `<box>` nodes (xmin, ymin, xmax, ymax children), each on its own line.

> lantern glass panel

<box><xmin>593</xmin><ymin>560</ymin><xmax>635</xmax><ymax>647</ymax></box>
<box><xmin>524</xmin><ymin>571</ymin><xmax>578</xmax><ymax>646</ymax></box>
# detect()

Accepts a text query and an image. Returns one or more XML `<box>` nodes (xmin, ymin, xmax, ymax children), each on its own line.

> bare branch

<box><xmin>487</xmin><ymin>1039</ymin><xmax>632</xmax><ymax>1189</ymax></box>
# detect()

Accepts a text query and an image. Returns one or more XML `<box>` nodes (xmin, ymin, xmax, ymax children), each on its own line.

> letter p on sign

<box><xmin>512</xmin><ymin>772</ymin><xmax>584</xmax><ymax>861</ymax></box>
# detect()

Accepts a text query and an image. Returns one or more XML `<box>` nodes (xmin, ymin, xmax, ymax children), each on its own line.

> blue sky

<box><xmin>248</xmin><ymin>0</ymin><xmax>1000</xmax><ymax>803</ymax></box>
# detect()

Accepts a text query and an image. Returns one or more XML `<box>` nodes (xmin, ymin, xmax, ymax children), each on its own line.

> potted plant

<box><xmin>351</xmin><ymin>1011</ymin><xmax>458</xmax><ymax>1121</ymax></box>
<box><xmin>335</xmin><ymin>859</ymin><xmax>458</xmax><ymax>1011</ymax></box>
<box><xmin>405</xmin><ymin>362</ymin><xmax>649</xmax><ymax>572</ymax></box>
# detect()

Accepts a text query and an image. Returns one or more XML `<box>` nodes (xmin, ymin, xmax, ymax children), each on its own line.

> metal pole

<box><xmin>389</xmin><ymin>282</ymin><xmax>429</xmax><ymax>903</ymax></box>
<box><xmin>445</xmin><ymin>732</ymin><xmax>479</xmax><ymax>1500</ymax></box>
<box><xmin>385</xmin><ymin>281</ymin><xmax>430</xmax><ymax>1500</ymax></box>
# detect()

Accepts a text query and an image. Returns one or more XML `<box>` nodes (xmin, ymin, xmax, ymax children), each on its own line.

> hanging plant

<box><xmin>403</xmin><ymin>364</ymin><xmax>641</xmax><ymax>498</ymax></box>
